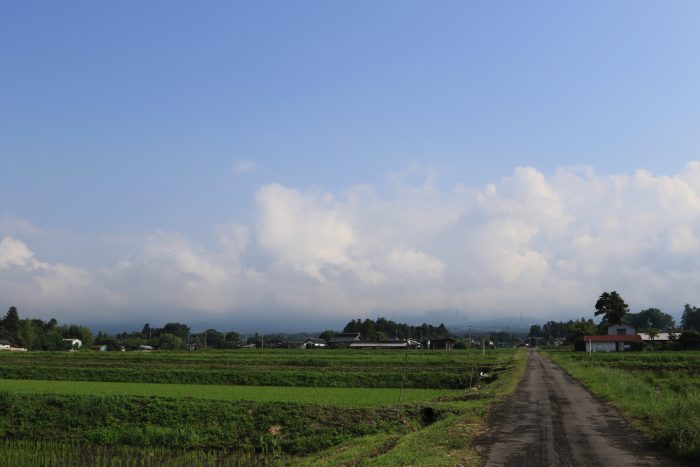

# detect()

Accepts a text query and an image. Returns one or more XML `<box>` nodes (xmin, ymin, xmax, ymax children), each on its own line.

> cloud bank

<box><xmin>3</xmin><ymin>163</ymin><xmax>700</xmax><ymax>328</ymax></box>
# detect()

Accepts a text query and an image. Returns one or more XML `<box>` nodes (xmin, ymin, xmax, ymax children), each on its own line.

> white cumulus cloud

<box><xmin>4</xmin><ymin>163</ymin><xmax>700</xmax><ymax>326</ymax></box>
<box><xmin>233</xmin><ymin>160</ymin><xmax>257</xmax><ymax>174</ymax></box>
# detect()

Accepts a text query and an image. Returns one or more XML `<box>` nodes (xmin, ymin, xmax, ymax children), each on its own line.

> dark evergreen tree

<box><xmin>3</xmin><ymin>306</ymin><xmax>20</xmax><ymax>339</ymax></box>
<box><xmin>594</xmin><ymin>291</ymin><xmax>629</xmax><ymax>325</ymax></box>
<box><xmin>681</xmin><ymin>304</ymin><xmax>700</xmax><ymax>331</ymax></box>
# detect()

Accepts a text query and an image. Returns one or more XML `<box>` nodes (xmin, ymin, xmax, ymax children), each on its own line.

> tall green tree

<box><xmin>626</xmin><ymin>308</ymin><xmax>675</xmax><ymax>330</ymax></box>
<box><xmin>3</xmin><ymin>306</ymin><xmax>20</xmax><ymax>337</ymax></box>
<box><xmin>158</xmin><ymin>333</ymin><xmax>184</xmax><ymax>350</ymax></box>
<box><xmin>200</xmin><ymin>329</ymin><xmax>224</xmax><ymax>348</ymax></box>
<box><xmin>162</xmin><ymin>323</ymin><xmax>190</xmax><ymax>341</ymax></box>
<box><xmin>223</xmin><ymin>331</ymin><xmax>240</xmax><ymax>348</ymax></box>
<box><xmin>528</xmin><ymin>324</ymin><xmax>544</xmax><ymax>338</ymax></box>
<box><xmin>681</xmin><ymin>304</ymin><xmax>700</xmax><ymax>331</ymax></box>
<box><xmin>318</xmin><ymin>330</ymin><xmax>336</xmax><ymax>341</ymax></box>
<box><xmin>141</xmin><ymin>323</ymin><xmax>153</xmax><ymax>340</ymax></box>
<box><xmin>567</xmin><ymin>318</ymin><xmax>597</xmax><ymax>350</ymax></box>
<box><xmin>594</xmin><ymin>291</ymin><xmax>629</xmax><ymax>325</ymax></box>
<box><xmin>16</xmin><ymin>320</ymin><xmax>35</xmax><ymax>348</ymax></box>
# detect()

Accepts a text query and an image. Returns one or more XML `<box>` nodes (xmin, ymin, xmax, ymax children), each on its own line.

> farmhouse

<box><xmin>425</xmin><ymin>337</ymin><xmax>456</xmax><ymax>350</ymax></box>
<box><xmin>349</xmin><ymin>338</ymin><xmax>421</xmax><ymax>350</ymax></box>
<box><xmin>305</xmin><ymin>338</ymin><xmax>327</xmax><ymax>348</ymax></box>
<box><xmin>0</xmin><ymin>340</ymin><xmax>11</xmax><ymax>350</ymax></box>
<box><xmin>608</xmin><ymin>324</ymin><xmax>636</xmax><ymax>336</ymax></box>
<box><xmin>637</xmin><ymin>332</ymin><xmax>680</xmax><ymax>342</ymax></box>
<box><xmin>584</xmin><ymin>324</ymin><xmax>642</xmax><ymax>352</ymax></box>
<box><xmin>328</xmin><ymin>332</ymin><xmax>361</xmax><ymax>348</ymax></box>
<box><xmin>584</xmin><ymin>334</ymin><xmax>642</xmax><ymax>352</ymax></box>
<box><xmin>63</xmin><ymin>338</ymin><xmax>82</xmax><ymax>350</ymax></box>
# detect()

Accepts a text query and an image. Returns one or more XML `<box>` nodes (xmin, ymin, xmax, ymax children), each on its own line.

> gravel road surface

<box><xmin>474</xmin><ymin>349</ymin><xmax>685</xmax><ymax>466</ymax></box>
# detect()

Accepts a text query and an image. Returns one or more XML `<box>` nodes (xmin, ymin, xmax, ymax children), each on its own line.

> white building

<box><xmin>584</xmin><ymin>324</ymin><xmax>641</xmax><ymax>352</ymax></box>
<box><xmin>637</xmin><ymin>332</ymin><xmax>680</xmax><ymax>342</ymax></box>
<box><xmin>63</xmin><ymin>338</ymin><xmax>82</xmax><ymax>350</ymax></box>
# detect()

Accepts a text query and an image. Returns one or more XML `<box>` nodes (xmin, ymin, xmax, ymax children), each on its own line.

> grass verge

<box><xmin>542</xmin><ymin>349</ymin><xmax>700</xmax><ymax>462</ymax></box>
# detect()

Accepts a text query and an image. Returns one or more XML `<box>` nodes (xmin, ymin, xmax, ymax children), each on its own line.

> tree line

<box><xmin>0</xmin><ymin>307</ymin><xmax>459</xmax><ymax>351</ymax></box>
<box><xmin>341</xmin><ymin>317</ymin><xmax>451</xmax><ymax>341</ymax></box>
<box><xmin>593</xmin><ymin>291</ymin><xmax>700</xmax><ymax>333</ymax></box>
<box><xmin>111</xmin><ymin>322</ymin><xmax>241</xmax><ymax>350</ymax></box>
<box><xmin>0</xmin><ymin>306</ymin><xmax>94</xmax><ymax>350</ymax></box>
<box><xmin>0</xmin><ymin>307</ymin><xmax>242</xmax><ymax>351</ymax></box>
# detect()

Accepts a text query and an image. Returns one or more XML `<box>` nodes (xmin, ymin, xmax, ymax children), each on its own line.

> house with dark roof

<box><xmin>0</xmin><ymin>340</ymin><xmax>11</xmax><ymax>350</ymax></box>
<box><xmin>328</xmin><ymin>332</ymin><xmax>361</xmax><ymax>348</ymax></box>
<box><xmin>305</xmin><ymin>338</ymin><xmax>327</xmax><ymax>348</ymax></box>
<box><xmin>425</xmin><ymin>337</ymin><xmax>456</xmax><ymax>350</ymax></box>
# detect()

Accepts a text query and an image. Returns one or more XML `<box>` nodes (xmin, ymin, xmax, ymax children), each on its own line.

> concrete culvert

<box><xmin>420</xmin><ymin>406</ymin><xmax>438</xmax><ymax>425</ymax></box>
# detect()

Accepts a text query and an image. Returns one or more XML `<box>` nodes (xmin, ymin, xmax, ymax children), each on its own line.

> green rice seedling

<box><xmin>0</xmin><ymin>379</ymin><xmax>457</xmax><ymax>406</ymax></box>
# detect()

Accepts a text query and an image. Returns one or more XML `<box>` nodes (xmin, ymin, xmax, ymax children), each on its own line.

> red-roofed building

<box><xmin>584</xmin><ymin>334</ymin><xmax>642</xmax><ymax>352</ymax></box>
<box><xmin>584</xmin><ymin>324</ymin><xmax>642</xmax><ymax>352</ymax></box>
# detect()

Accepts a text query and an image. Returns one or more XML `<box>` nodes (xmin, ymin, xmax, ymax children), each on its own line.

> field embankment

<box><xmin>0</xmin><ymin>349</ymin><xmax>525</xmax><ymax>465</ymax></box>
<box><xmin>542</xmin><ymin>348</ymin><xmax>700</xmax><ymax>461</ymax></box>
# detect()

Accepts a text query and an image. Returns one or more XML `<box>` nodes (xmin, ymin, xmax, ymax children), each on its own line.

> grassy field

<box><xmin>542</xmin><ymin>348</ymin><xmax>700</xmax><ymax>461</ymax></box>
<box><xmin>0</xmin><ymin>348</ymin><xmax>526</xmax><ymax>465</ymax></box>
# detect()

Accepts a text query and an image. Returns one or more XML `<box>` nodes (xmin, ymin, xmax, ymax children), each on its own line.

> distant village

<box><xmin>1</xmin><ymin>294</ymin><xmax>699</xmax><ymax>353</ymax></box>
<box><xmin>0</xmin><ymin>309</ymin><xmax>485</xmax><ymax>352</ymax></box>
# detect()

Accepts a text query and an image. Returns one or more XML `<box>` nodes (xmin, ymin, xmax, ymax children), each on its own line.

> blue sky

<box><xmin>2</xmin><ymin>2</ymin><xmax>700</xmax><ymax>331</ymax></box>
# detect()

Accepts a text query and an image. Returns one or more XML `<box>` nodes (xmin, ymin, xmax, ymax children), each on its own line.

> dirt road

<box><xmin>474</xmin><ymin>349</ymin><xmax>684</xmax><ymax>466</ymax></box>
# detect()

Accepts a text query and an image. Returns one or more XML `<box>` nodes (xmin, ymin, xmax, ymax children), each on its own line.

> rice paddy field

<box><xmin>0</xmin><ymin>379</ymin><xmax>455</xmax><ymax>406</ymax></box>
<box><xmin>0</xmin><ymin>348</ymin><xmax>526</xmax><ymax>465</ymax></box>
<box><xmin>0</xmin><ymin>349</ymin><xmax>496</xmax><ymax>388</ymax></box>
<box><xmin>542</xmin><ymin>349</ymin><xmax>700</xmax><ymax>461</ymax></box>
